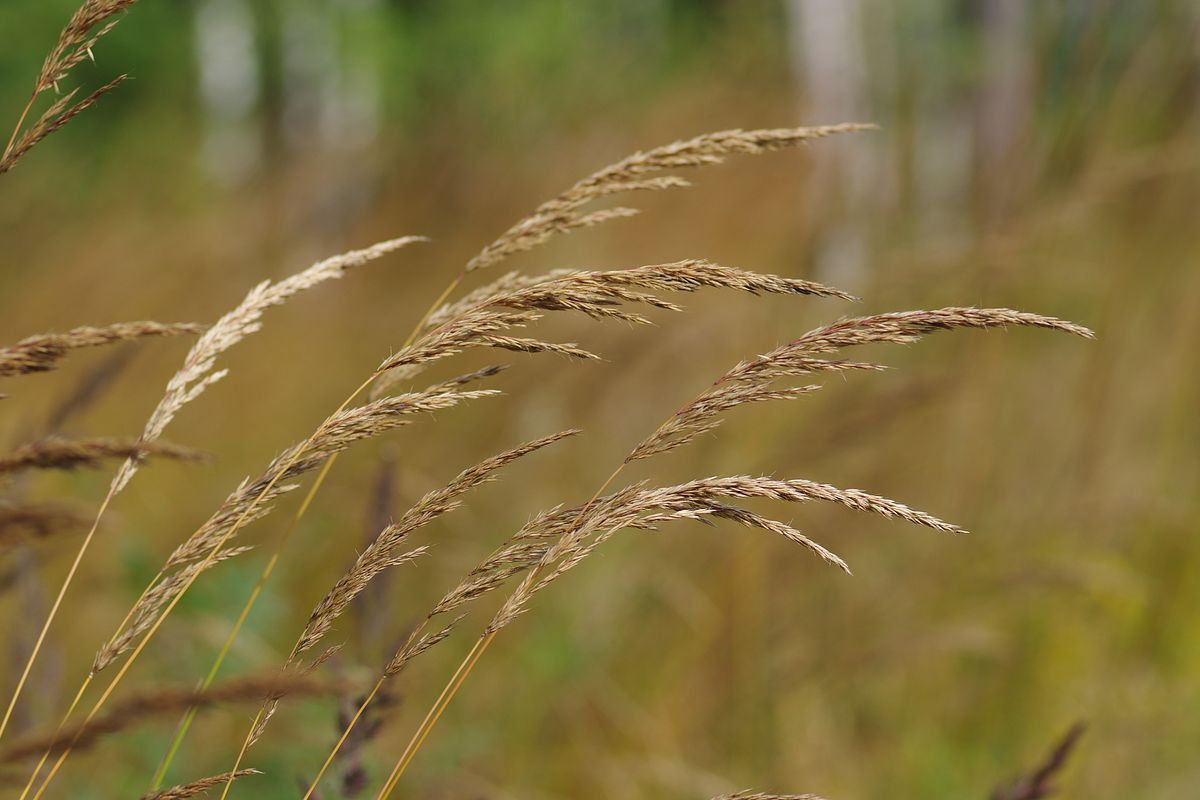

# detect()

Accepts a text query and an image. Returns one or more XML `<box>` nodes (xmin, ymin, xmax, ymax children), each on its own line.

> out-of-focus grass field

<box><xmin>1</xmin><ymin>2</ymin><xmax>1198</xmax><ymax>798</ymax></box>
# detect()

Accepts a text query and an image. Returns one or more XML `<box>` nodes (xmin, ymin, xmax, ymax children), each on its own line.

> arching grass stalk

<box><xmin>172</xmin><ymin>270</ymin><xmax>471</xmax><ymax>796</ymax></box>
<box><xmin>147</xmin><ymin>456</ymin><xmax>337</xmax><ymax>791</ymax></box>
<box><xmin>28</xmin><ymin>371</ymin><xmax>382</xmax><ymax>800</ymax></box>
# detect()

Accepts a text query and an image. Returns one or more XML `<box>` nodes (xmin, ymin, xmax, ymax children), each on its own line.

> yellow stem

<box><xmin>3</xmin><ymin>92</ymin><xmax>38</xmax><ymax>160</ymax></box>
<box><xmin>375</xmin><ymin>461</ymin><xmax>631</xmax><ymax>794</ymax></box>
<box><xmin>376</xmin><ymin>632</ymin><xmax>492</xmax><ymax>799</ymax></box>
<box><xmin>29</xmin><ymin>374</ymin><xmax>380</xmax><ymax>798</ymax></box>
<box><xmin>1</xmin><ymin>488</ymin><xmax>116</xmax><ymax>743</ymax></box>
<box><xmin>17</xmin><ymin>567</ymin><xmax>164</xmax><ymax>798</ymax></box>
<box><xmin>15</xmin><ymin>673</ymin><xmax>91</xmax><ymax>800</ymax></box>
<box><xmin>406</xmin><ymin>274</ymin><xmax>463</xmax><ymax>349</ymax></box>
<box><xmin>218</xmin><ymin>275</ymin><xmax>471</xmax><ymax>798</ymax></box>
<box><xmin>299</xmin><ymin>678</ymin><xmax>384</xmax><ymax>800</ymax></box>
<box><xmin>153</xmin><ymin>454</ymin><xmax>339</xmax><ymax>792</ymax></box>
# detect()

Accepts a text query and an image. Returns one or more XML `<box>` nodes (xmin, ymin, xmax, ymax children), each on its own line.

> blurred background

<box><xmin>1</xmin><ymin>1</ymin><xmax>1198</xmax><ymax>797</ymax></box>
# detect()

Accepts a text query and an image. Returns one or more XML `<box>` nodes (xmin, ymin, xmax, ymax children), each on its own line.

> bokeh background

<box><xmin>1</xmin><ymin>1</ymin><xmax>1198</xmax><ymax>798</ymax></box>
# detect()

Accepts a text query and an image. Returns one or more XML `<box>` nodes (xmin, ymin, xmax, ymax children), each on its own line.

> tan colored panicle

<box><xmin>1</xmin><ymin>76</ymin><xmax>127</xmax><ymax>176</ymax></box>
<box><xmin>294</xmin><ymin>429</ymin><xmax>578</xmax><ymax>659</ymax></box>
<box><xmin>92</xmin><ymin>385</ymin><xmax>497</xmax><ymax>673</ymax></box>
<box><xmin>90</xmin><ymin>391</ymin><xmax>484</xmax><ymax>669</ymax></box>
<box><xmin>374</xmin><ymin>259</ymin><xmax>849</xmax><ymax>395</ymax></box>
<box><xmin>92</xmin><ymin>546</ymin><xmax>252</xmax><ymax>673</ymax></box>
<box><xmin>140</xmin><ymin>770</ymin><xmax>261</xmax><ymax>800</ymax></box>
<box><xmin>110</xmin><ymin>236</ymin><xmax>426</xmax><ymax>496</ymax></box>
<box><xmin>0</xmin><ymin>438</ymin><xmax>205</xmax><ymax>475</ymax></box>
<box><xmin>0</xmin><ymin>672</ymin><xmax>334</xmax><ymax>763</ymax></box>
<box><xmin>631</xmin><ymin>306</ymin><xmax>1095</xmax><ymax>462</ymax></box>
<box><xmin>724</xmin><ymin>306</ymin><xmax>1095</xmax><ymax>384</ymax></box>
<box><xmin>0</xmin><ymin>502</ymin><xmax>90</xmax><ymax>552</ymax></box>
<box><xmin>482</xmin><ymin>467</ymin><xmax>968</xmax><ymax>634</ymax></box>
<box><xmin>1</xmin><ymin>0</ymin><xmax>140</xmax><ymax>174</ymax></box>
<box><xmin>465</xmin><ymin>124</ymin><xmax>876</xmax><ymax>274</ymax></box>
<box><xmin>0</xmin><ymin>322</ymin><xmax>202</xmax><ymax>378</ymax></box>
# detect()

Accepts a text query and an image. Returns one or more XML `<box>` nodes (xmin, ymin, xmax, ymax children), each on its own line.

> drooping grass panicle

<box><xmin>293</xmin><ymin>429</ymin><xmax>579</xmax><ymax>660</ymax></box>
<box><xmin>383</xmin><ymin>459</ymin><xmax>955</xmax><ymax>673</ymax></box>
<box><xmin>0</xmin><ymin>0</ymin><xmax>139</xmax><ymax>175</ymax></box>
<box><xmin>725</xmin><ymin>306</ymin><xmax>1095</xmax><ymax>383</ymax></box>
<box><xmin>141</xmin><ymin>770</ymin><xmax>261</xmax><ymax>800</ymax></box>
<box><xmin>629</xmin><ymin>306</ymin><xmax>1095</xmax><ymax>462</ymax></box>
<box><xmin>0</xmin><ymin>502</ymin><xmax>90</xmax><ymax>553</ymax></box>
<box><xmin>0</xmin><ymin>235</ymin><xmax>429</xmax><ymax>764</ymax></box>
<box><xmin>0</xmin><ymin>672</ymin><xmax>335</xmax><ymax>764</ymax></box>
<box><xmin>0</xmin><ymin>322</ymin><xmax>202</xmax><ymax>379</ymax></box>
<box><xmin>92</xmin><ymin>384</ymin><xmax>498</xmax><ymax>674</ymax></box>
<box><xmin>464</xmin><ymin>124</ymin><xmax>876</xmax><ymax>275</ymax></box>
<box><xmin>0</xmin><ymin>76</ymin><xmax>127</xmax><ymax>177</ymax></box>
<box><xmin>0</xmin><ymin>438</ymin><xmax>205</xmax><ymax>476</ymax></box>
<box><xmin>364</xmin><ymin>302</ymin><xmax>1093</xmax><ymax>795</ymax></box>
<box><xmin>92</xmin><ymin>546</ymin><xmax>253</xmax><ymax>674</ymax></box>
<box><xmin>234</xmin><ymin>430</ymin><xmax>578</xmax><ymax>759</ymax></box>
<box><xmin>374</xmin><ymin>259</ymin><xmax>850</xmax><ymax>394</ymax></box>
<box><xmin>484</xmin><ymin>471</ymin><xmax>970</xmax><ymax>633</ymax></box>
<box><xmin>110</xmin><ymin>236</ymin><xmax>427</xmax><ymax>497</ymax></box>
<box><xmin>486</xmin><ymin>303</ymin><xmax>1075</xmax><ymax>635</ymax></box>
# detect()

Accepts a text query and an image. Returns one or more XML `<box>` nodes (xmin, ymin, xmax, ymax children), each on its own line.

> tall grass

<box><xmin>0</xmin><ymin>2</ymin><xmax>1098</xmax><ymax>798</ymax></box>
